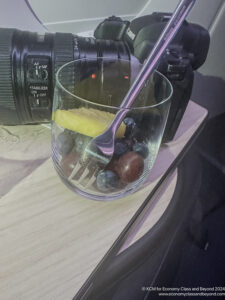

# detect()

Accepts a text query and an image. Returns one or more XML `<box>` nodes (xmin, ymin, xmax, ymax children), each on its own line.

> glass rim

<box><xmin>55</xmin><ymin>57</ymin><xmax>173</xmax><ymax>110</ymax></box>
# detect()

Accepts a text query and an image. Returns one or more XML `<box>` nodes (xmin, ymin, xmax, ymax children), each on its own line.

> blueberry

<box><xmin>132</xmin><ymin>127</ymin><xmax>143</xmax><ymax>142</ymax></box>
<box><xmin>65</xmin><ymin>128</ymin><xmax>77</xmax><ymax>138</ymax></box>
<box><xmin>114</xmin><ymin>139</ymin><xmax>129</xmax><ymax>157</ymax></box>
<box><xmin>56</xmin><ymin>131</ymin><xmax>74</xmax><ymax>156</ymax></box>
<box><xmin>74</xmin><ymin>133</ymin><xmax>90</xmax><ymax>153</ymax></box>
<box><xmin>124</xmin><ymin>117</ymin><xmax>135</xmax><ymax>127</ymax></box>
<box><xmin>123</xmin><ymin>137</ymin><xmax>135</xmax><ymax>150</ymax></box>
<box><xmin>133</xmin><ymin>142</ymin><xmax>149</xmax><ymax>159</ymax></box>
<box><xmin>124</xmin><ymin>117</ymin><xmax>136</xmax><ymax>137</ymax></box>
<box><xmin>96</xmin><ymin>170</ymin><xmax>119</xmax><ymax>191</ymax></box>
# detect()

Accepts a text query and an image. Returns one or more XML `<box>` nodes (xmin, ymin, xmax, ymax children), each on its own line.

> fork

<box><xmin>67</xmin><ymin>0</ymin><xmax>196</xmax><ymax>188</ymax></box>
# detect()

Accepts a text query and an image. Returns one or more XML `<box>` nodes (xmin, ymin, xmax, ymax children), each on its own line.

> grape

<box><xmin>115</xmin><ymin>152</ymin><xmax>144</xmax><ymax>183</ymax></box>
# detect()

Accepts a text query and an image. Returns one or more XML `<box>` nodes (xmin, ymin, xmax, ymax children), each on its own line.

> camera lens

<box><xmin>0</xmin><ymin>28</ymin><xmax>130</xmax><ymax>125</ymax></box>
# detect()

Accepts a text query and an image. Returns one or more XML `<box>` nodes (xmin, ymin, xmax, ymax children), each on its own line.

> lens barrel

<box><xmin>0</xmin><ymin>28</ymin><xmax>130</xmax><ymax>125</ymax></box>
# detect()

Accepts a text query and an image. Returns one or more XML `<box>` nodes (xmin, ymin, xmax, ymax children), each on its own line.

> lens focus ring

<box><xmin>0</xmin><ymin>28</ymin><xmax>20</xmax><ymax>124</ymax></box>
<box><xmin>54</xmin><ymin>32</ymin><xmax>74</xmax><ymax>74</ymax></box>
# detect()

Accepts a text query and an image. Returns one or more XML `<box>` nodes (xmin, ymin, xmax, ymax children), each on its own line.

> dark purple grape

<box><xmin>114</xmin><ymin>139</ymin><xmax>129</xmax><ymax>157</ymax></box>
<box><xmin>96</xmin><ymin>170</ymin><xmax>119</xmax><ymax>191</ymax></box>
<box><xmin>115</xmin><ymin>152</ymin><xmax>144</xmax><ymax>183</ymax></box>
<box><xmin>124</xmin><ymin>117</ymin><xmax>136</xmax><ymax>137</ymax></box>
<box><xmin>56</xmin><ymin>131</ymin><xmax>74</xmax><ymax>156</ymax></box>
<box><xmin>133</xmin><ymin>142</ymin><xmax>149</xmax><ymax>159</ymax></box>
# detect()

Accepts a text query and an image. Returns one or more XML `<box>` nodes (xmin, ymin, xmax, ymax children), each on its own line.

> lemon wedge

<box><xmin>53</xmin><ymin>108</ymin><xmax>126</xmax><ymax>138</ymax></box>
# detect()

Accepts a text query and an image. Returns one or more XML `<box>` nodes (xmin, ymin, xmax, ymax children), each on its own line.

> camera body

<box><xmin>0</xmin><ymin>12</ymin><xmax>210</xmax><ymax>142</ymax></box>
<box><xmin>94</xmin><ymin>13</ymin><xmax>210</xmax><ymax>142</ymax></box>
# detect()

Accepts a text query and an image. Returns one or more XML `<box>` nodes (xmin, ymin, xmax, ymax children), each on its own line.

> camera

<box><xmin>0</xmin><ymin>12</ymin><xmax>210</xmax><ymax>141</ymax></box>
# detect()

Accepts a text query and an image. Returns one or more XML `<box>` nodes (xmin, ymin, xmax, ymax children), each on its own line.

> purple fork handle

<box><xmin>108</xmin><ymin>0</ymin><xmax>196</xmax><ymax>137</ymax></box>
